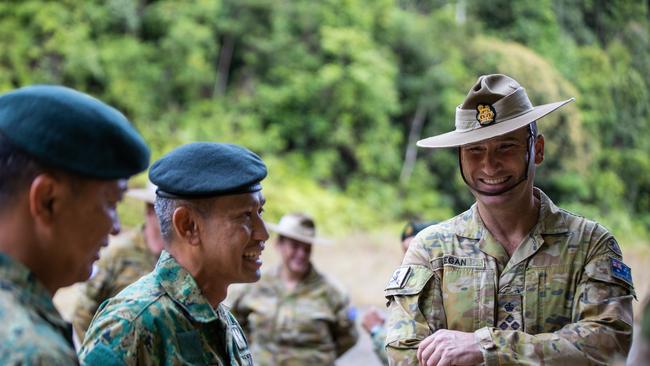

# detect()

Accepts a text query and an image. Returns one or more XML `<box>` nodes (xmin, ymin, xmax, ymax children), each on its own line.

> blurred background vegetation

<box><xmin>1</xmin><ymin>0</ymin><xmax>648</xmax><ymax>244</ymax></box>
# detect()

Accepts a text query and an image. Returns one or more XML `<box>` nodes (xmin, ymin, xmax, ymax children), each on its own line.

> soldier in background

<box><xmin>79</xmin><ymin>142</ymin><xmax>267</xmax><ymax>365</ymax></box>
<box><xmin>229</xmin><ymin>212</ymin><xmax>358</xmax><ymax>366</ymax></box>
<box><xmin>385</xmin><ymin>74</ymin><xmax>635</xmax><ymax>365</ymax></box>
<box><xmin>0</xmin><ymin>85</ymin><xmax>149</xmax><ymax>364</ymax></box>
<box><xmin>72</xmin><ymin>181</ymin><xmax>164</xmax><ymax>343</ymax></box>
<box><xmin>361</xmin><ymin>220</ymin><xmax>436</xmax><ymax>365</ymax></box>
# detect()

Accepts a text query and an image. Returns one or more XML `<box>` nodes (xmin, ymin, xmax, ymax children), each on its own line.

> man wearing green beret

<box><xmin>384</xmin><ymin>74</ymin><xmax>635</xmax><ymax>365</ymax></box>
<box><xmin>79</xmin><ymin>142</ymin><xmax>268</xmax><ymax>365</ymax></box>
<box><xmin>72</xmin><ymin>180</ymin><xmax>164</xmax><ymax>343</ymax></box>
<box><xmin>0</xmin><ymin>85</ymin><xmax>150</xmax><ymax>364</ymax></box>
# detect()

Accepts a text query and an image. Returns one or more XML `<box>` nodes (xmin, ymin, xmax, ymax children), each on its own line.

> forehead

<box><xmin>213</xmin><ymin>190</ymin><xmax>265</xmax><ymax>210</ymax></box>
<box><xmin>462</xmin><ymin>126</ymin><xmax>529</xmax><ymax>147</ymax></box>
<box><xmin>78</xmin><ymin>178</ymin><xmax>127</xmax><ymax>196</ymax></box>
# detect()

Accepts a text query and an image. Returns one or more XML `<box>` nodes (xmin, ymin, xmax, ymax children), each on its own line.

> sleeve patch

<box><xmin>607</xmin><ymin>238</ymin><xmax>622</xmax><ymax>256</ymax></box>
<box><xmin>386</xmin><ymin>267</ymin><xmax>412</xmax><ymax>290</ymax></box>
<box><xmin>610</xmin><ymin>257</ymin><xmax>633</xmax><ymax>286</ymax></box>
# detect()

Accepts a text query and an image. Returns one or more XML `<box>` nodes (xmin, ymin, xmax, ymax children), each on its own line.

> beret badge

<box><xmin>476</xmin><ymin>104</ymin><xmax>496</xmax><ymax>126</ymax></box>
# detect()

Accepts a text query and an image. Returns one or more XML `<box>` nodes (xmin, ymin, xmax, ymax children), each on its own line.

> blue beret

<box><xmin>149</xmin><ymin>142</ymin><xmax>267</xmax><ymax>198</ymax></box>
<box><xmin>0</xmin><ymin>85</ymin><xmax>150</xmax><ymax>179</ymax></box>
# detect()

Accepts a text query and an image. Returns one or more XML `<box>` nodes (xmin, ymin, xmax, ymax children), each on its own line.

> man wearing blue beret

<box><xmin>79</xmin><ymin>142</ymin><xmax>269</xmax><ymax>366</ymax></box>
<box><xmin>0</xmin><ymin>85</ymin><xmax>150</xmax><ymax>364</ymax></box>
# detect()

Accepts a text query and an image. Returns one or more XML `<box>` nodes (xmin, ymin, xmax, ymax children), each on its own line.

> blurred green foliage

<box><xmin>1</xmin><ymin>0</ymin><xmax>648</xmax><ymax>242</ymax></box>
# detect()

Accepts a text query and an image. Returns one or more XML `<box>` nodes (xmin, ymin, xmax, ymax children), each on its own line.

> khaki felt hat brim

<box><xmin>266</xmin><ymin>222</ymin><xmax>331</xmax><ymax>245</ymax></box>
<box><xmin>417</xmin><ymin>98</ymin><xmax>574</xmax><ymax>148</ymax></box>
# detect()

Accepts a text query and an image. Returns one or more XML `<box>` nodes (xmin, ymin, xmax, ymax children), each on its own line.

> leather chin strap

<box><xmin>458</xmin><ymin>126</ymin><xmax>534</xmax><ymax>197</ymax></box>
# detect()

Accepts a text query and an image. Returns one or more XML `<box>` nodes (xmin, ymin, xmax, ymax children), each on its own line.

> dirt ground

<box><xmin>54</xmin><ymin>231</ymin><xmax>650</xmax><ymax>365</ymax></box>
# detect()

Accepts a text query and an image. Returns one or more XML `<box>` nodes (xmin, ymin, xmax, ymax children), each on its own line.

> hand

<box><xmin>416</xmin><ymin>329</ymin><xmax>483</xmax><ymax>366</ymax></box>
<box><xmin>361</xmin><ymin>307</ymin><xmax>385</xmax><ymax>333</ymax></box>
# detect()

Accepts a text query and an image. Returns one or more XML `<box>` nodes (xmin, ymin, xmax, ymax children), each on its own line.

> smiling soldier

<box><xmin>384</xmin><ymin>74</ymin><xmax>635</xmax><ymax>365</ymax></box>
<box><xmin>0</xmin><ymin>85</ymin><xmax>149</xmax><ymax>364</ymax></box>
<box><xmin>79</xmin><ymin>142</ymin><xmax>268</xmax><ymax>365</ymax></box>
<box><xmin>229</xmin><ymin>213</ymin><xmax>358</xmax><ymax>366</ymax></box>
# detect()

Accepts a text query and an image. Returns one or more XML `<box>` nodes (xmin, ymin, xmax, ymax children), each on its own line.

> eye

<box><xmin>465</xmin><ymin>146</ymin><xmax>484</xmax><ymax>154</ymax></box>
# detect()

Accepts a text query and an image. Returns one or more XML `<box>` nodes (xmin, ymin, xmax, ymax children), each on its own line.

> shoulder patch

<box><xmin>610</xmin><ymin>257</ymin><xmax>633</xmax><ymax>286</ymax></box>
<box><xmin>607</xmin><ymin>238</ymin><xmax>622</xmax><ymax>256</ymax></box>
<box><xmin>386</xmin><ymin>267</ymin><xmax>411</xmax><ymax>290</ymax></box>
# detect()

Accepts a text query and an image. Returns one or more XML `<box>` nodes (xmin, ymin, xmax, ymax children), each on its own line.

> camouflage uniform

<box><xmin>0</xmin><ymin>253</ymin><xmax>78</xmax><ymax>365</ymax></box>
<box><xmin>73</xmin><ymin>228</ymin><xmax>157</xmax><ymax>341</ymax></box>
<box><xmin>368</xmin><ymin>324</ymin><xmax>388</xmax><ymax>365</ymax></box>
<box><xmin>78</xmin><ymin>250</ymin><xmax>253</xmax><ymax>365</ymax></box>
<box><xmin>385</xmin><ymin>188</ymin><xmax>635</xmax><ymax>365</ymax></box>
<box><xmin>229</xmin><ymin>265</ymin><xmax>358</xmax><ymax>365</ymax></box>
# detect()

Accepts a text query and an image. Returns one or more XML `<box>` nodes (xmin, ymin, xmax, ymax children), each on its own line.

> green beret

<box><xmin>149</xmin><ymin>142</ymin><xmax>267</xmax><ymax>198</ymax></box>
<box><xmin>401</xmin><ymin>220</ymin><xmax>437</xmax><ymax>241</ymax></box>
<box><xmin>0</xmin><ymin>85</ymin><xmax>150</xmax><ymax>179</ymax></box>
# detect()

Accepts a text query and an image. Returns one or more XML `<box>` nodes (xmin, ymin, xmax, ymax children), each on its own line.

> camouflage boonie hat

<box><xmin>417</xmin><ymin>74</ymin><xmax>575</xmax><ymax>148</ymax></box>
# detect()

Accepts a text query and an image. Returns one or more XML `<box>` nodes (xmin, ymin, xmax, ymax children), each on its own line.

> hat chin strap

<box><xmin>458</xmin><ymin>128</ymin><xmax>534</xmax><ymax>197</ymax></box>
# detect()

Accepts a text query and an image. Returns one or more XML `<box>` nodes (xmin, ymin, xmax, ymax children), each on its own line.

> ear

<box><xmin>28</xmin><ymin>174</ymin><xmax>60</xmax><ymax>226</ymax></box>
<box><xmin>172</xmin><ymin>206</ymin><xmax>201</xmax><ymax>246</ymax></box>
<box><xmin>534</xmin><ymin>134</ymin><xmax>545</xmax><ymax>165</ymax></box>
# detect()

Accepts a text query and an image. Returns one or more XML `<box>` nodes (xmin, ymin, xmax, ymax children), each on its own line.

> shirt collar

<box><xmin>0</xmin><ymin>253</ymin><xmax>69</xmax><ymax>332</ymax></box>
<box><xmin>154</xmin><ymin>250</ymin><xmax>219</xmax><ymax>323</ymax></box>
<box><xmin>455</xmin><ymin>187</ymin><xmax>569</xmax><ymax>240</ymax></box>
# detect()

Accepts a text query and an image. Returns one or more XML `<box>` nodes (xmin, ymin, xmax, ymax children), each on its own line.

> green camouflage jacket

<box><xmin>73</xmin><ymin>228</ymin><xmax>157</xmax><ymax>341</ymax></box>
<box><xmin>385</xmin><ymin>189</ymin><xmax>635</xmax><ymax>365</ymax></box>
<box><xmin>78</xmin><ymin>250</ymin><xmax>253</xmax><ymax>366</ymax></box>
<box><xmin>0</xmin><ymin>253</ymin><xmax>78</xmax><ymax>365</ymax></box>
<box><xmin>369</xmin><ymin>323</ymin><xmax>388</xmax><ymax>365</ymax></box>
<box><xmin>229</xmin><ymin>265</ymin><xmax>358</xmax><ymax>365</ymax></box>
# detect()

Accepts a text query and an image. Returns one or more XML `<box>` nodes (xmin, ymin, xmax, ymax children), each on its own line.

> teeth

<box><xmin>483</xmin><ymin>177</ymin><xmax>508</xmax><ymax>185</ymax></box>
<box><xmin>243</xmin><ymin>252</ymin><xmax>260</xmax><ymax>259</ymax></box>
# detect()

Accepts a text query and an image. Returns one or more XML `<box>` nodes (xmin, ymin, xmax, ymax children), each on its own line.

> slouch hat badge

<box><xmin>476</xmin><ymin>104</ymin><xmax>496</xmax><ymax>126</ymax></box>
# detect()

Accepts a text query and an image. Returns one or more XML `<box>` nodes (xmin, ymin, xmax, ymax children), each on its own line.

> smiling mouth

<box><xmin>243</xmin><ymin>252</ymin><xmax>261</xmax><ymax>260</ymax></box>
<box><xmin>480</xmin><ymin>176</ymin><xmax>510</xmax><ymax>185</ymax></box>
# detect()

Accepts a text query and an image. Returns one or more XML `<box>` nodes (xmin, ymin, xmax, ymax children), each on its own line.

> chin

<box><xmin>240</xmin><ymin>271</ymin><xmax>262</xmax><ymax>283</ymax></box>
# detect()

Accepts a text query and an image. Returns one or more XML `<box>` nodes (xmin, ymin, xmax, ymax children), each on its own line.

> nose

<box><xmin>256</xmin><ymin>217</ymin><xmax>270</xmax><ymax>242</ymax></box>
<box><xmin>482</xmin><ymin>148</ymin><xmax>501</xmax><ymax>175</ymax></box>
<box><xmin>110</xmin><ymin>210</ymin><xmax>121</xmax><ymax>236</ymax></box>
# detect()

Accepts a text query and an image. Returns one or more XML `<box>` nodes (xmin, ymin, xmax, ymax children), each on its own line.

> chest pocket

<box><xmin>436</xmin><ymin>257</ymin><xmax>495</xmax><ymax>332</ymax></box>
<box><xmin>178</xmin><ymin>330</ymin><xmax>211</xmax><ymax>364</ymax></box>
<box><xmin>524</xmin><ymin>264</ymin><xmax>575</xmax><ymax>334</ymax></box>
<box><xmin>277</xmin><ymin>298</ymin><xmax>335</xmax><ymax>347</ymax></box>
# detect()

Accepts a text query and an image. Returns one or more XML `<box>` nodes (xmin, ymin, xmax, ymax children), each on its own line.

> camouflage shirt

<box><xmin>229</xmin><ymin>265</ymin><xmax>358</xmax><ymax>365</ymax></box>
<box><xmin>368</xmin><ymin>323</ymin><xmax>388</xmax><ymax>365</ymax></box>
<box><xmin>0</xmin><ymin>253</ymin><xmax>78</xmax><ymax>365</ymax></box>
<box><xmin>385</xmin><ymin>188</ymin><xmax>635</xmax><ymax>365</ymax></box>
<box><xmin>78</xmin><ymin>250</ymin><xmax>253</xmax><ymax>366</ymax></box>
<box><xmin>73</xmin><ymin>228</ymin><xmax>157</xmax><ymax>342</ymax></box>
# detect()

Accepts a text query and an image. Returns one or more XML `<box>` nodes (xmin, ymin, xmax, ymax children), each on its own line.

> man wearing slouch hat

<box><xmin>0</xmin><ymin>85</ymin><xmax>150</xmax><ymax>364</ymax></box>
<box><xmin>80</xmin><ymin>142</ymin><xmax>268</xmax><ymax>366</ymax></box>
<box><xmin>384</xmin><ymin>74</ymin><xmax>634</xmax><ymax>365</ymax></box>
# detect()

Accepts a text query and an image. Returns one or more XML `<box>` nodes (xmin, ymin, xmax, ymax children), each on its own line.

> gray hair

<box><xmin>154</xmin><ymin>196</ymin><xmax>215</xmax><ymax>243</ymax></box>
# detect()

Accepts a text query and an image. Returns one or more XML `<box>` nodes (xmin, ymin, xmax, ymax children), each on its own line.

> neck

<box><xmin>280</xmin><ymin>264</ymin><xmax>309</xmax><ymax>290</ymax></box>
<box><xmin>0</xmin><ymin>207</ymin><xmax>58</xmax><ymax>296</ymax></box>
<box><xmin>476</xmin><ymin>188</ymin><xmax>540</xmax><ymax>256</ymax></box>
<box><xmin>169</xmin><ymin>245</ymin><xmax>227</xmax><ymax>307</ymax></box>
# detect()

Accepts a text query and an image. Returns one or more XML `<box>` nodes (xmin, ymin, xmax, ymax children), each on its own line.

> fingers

<box><xmin>417</xmin><ymin>333</ymin><xmax>438</xmax><ymax>365</ymax></box>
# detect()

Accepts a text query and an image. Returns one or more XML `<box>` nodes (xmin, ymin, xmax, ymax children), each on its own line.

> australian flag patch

<box><xmin>610</xmin><ymin>257</ymin><xmax>633</xmax><ymax>286</ymax></box>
